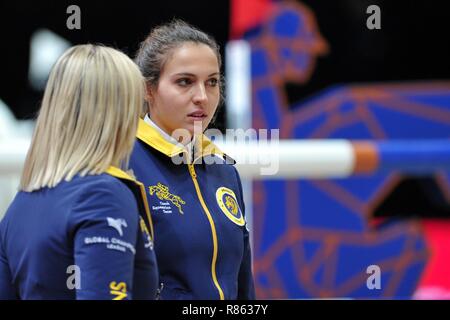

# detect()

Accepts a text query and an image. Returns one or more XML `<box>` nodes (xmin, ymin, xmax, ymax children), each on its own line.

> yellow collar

<box><xmin>136</xmin><ymin>118</ymin><xmax>230</xmax><ymax>163</ymax></box>
<box><xmin>106</xmin><ymin>166</ymin><xmax>136</xmax><ymax>181</ymax></box>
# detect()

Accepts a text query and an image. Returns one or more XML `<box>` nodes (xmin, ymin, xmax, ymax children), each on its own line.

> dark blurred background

<box><xmin>287</xmin><ymin>0</ymin><xmax>450</xmax><ymax>106</ymax></box>
<box><xmin>0</xmin><ymin>0</ymin><xmax>230</xmax><ymax>126</ymax></box>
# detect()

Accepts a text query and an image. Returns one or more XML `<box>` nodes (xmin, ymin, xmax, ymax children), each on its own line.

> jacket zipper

<box><xmin>187</xmin><ymin>164</ymin><xmax>225</xmax><ymax>300</ymax></box>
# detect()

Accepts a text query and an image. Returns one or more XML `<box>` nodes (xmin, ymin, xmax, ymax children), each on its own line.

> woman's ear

<box><xmin>145</xmin><ymin>83</ymin><xmax>154</xmax><ymax>111</ymax></box>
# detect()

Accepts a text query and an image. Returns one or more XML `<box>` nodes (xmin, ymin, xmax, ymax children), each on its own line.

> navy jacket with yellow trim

<box><xmin>129</xmin><ymin>119</ymin><xmax>255</xmax><ymax>300</ymax></box>
<box><xmin>0</xmin><ymin>167</ymin><xmax>158</xmax><ymax>300</ymax></box>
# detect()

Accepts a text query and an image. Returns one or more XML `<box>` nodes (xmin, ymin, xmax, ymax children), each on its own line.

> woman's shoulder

<box><xmin>67</xmin><ymin>173</ymin><xmax>139</xmax><ymax>224</ymax></box>
<box><xmin>71</xmin><ymin>173</ymin><xmax>136</xmax><ymax>202</ymax></box>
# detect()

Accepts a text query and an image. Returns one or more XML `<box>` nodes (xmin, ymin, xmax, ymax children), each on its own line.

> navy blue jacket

<box><xmin>129</xmin><ymin>119</ymin><xmax>255</xmax><ymax>300</ymax></box>
<box><xmin>0</xmin><ymin>167</ymin><xmax>158</xmax><ymax>300</ymax></box>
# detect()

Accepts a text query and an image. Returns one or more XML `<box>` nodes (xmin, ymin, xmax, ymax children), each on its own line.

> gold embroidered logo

<box><xmin>216</xmin><ymin>187</ymin><xmax>245</xmax><ymax>226</ymax></box>
<box><xmin>225</xmin><ymin>195</ymin><xmax>239</xmax><ymax>216</ymax></box>
<box><xmin>109</xmin><ymin>281</ymin><xmax>127</xmax><ymax>300</ymax></box>
<box><xmin>149</xmin><ymin>183</ymin><xmax>186</xmax><ymax>214</ymax></box>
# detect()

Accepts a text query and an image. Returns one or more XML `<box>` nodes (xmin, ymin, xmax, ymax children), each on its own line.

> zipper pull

<box><xmin>188</xmin><ymin>164</ymin><xmax>197</xmax><ymax>178</ymax></box>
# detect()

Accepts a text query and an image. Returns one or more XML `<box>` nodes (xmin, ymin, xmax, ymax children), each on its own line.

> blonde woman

<box><xmin>0</xmin><ymin>44</ymin><xmax>158</xmax><ymax>300</ymax></box>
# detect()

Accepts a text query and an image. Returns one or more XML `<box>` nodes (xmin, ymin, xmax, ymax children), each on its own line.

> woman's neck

<box><xmin>144</xmin><ymin>114</ymin><xmax>195</xmax><ymax>147</ymax></box>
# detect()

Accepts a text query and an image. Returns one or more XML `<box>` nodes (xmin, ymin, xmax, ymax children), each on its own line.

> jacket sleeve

<box><xmin>234</xmin><ymin>167</ymin><xmax>256</xmax><ymax>300</ymax></box>
<box><xmin>69</xmin><ymin>181</ymin><xmax>139</xmax><ymax>300</ymax></box>
<box><xmin>0</xmin><ymin>227</ymin><xmax>17</xmax><ymax>299</ymax></box>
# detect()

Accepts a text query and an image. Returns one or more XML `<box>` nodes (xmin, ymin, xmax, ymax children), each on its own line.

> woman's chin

<box><xmin>185</xmin><ymin>121</ymin><xmax>206</xmax><ymax>134</ymax></box>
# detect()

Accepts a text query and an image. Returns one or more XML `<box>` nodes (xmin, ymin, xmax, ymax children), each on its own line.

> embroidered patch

<box><xmin>216</xmin><ymin>187</ymin><xmax>245</xmax><ymax>226</ymax></box>
<box><xmin>148</xmin><ymin>183</ymin><xmax>186</xmax><ymax>214</ymax></box>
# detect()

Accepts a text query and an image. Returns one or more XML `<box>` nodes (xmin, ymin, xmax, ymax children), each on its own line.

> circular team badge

<box><xmin>216</xmin><ymin>187</ymin><xmax>245</xmax><ymax>226</ymax></box>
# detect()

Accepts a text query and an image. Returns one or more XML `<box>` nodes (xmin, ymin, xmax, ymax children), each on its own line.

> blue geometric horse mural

<box><xmin>244</xmin><ymin>1</ymin><xmax>450</xmax><ymax>299</ymax></box>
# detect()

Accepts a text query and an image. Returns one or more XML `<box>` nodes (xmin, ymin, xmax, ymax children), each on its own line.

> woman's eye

<box><xmin>207</xmin><ymin>78</ymin><xmax>218</xmax><ymax>87</ymax></box>
<box><xmin>177</xmin><ymin>78</ymin><xmax>192</xmax><ymax>86</ymax></box>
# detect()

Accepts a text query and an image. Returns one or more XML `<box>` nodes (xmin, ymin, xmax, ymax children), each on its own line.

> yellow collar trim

<box><xmin>136</xmin><ymin>118</ymin><xmax>228</xmax><ymax>161</ymax></box>
<box><xmin>106</xmin><ymin>166</ymin><xmax>136</xmax><ymax>181</ymax></box>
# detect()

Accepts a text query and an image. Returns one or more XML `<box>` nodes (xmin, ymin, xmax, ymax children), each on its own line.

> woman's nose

<box><xmin>192</xmin><ymin>84</ymin><xmax>208</xmax><ymax>104</ymax></box>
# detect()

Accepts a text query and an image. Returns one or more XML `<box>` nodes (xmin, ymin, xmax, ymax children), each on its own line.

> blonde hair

<box><xmin>20</xmin><ymin>44</ymin><xmax>145</xmax><ymax>192</ymax></box>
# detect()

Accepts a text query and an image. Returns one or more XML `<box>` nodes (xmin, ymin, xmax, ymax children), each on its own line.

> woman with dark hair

<box><xmin>131</xmin><ymin>20</ymin><xmax>255</xmax><ymax>300</ymax></box>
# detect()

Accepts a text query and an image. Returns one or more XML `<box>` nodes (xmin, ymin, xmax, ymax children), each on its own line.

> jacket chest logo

<box><xmin>216</xmin><ymin>187</ymin><xmax>245</xmax><ymax>226</ymax></box>
<box><xmin>149</xmin><ymin>182</ymin><xmax>185</xmax><ymax>214</ymax></box>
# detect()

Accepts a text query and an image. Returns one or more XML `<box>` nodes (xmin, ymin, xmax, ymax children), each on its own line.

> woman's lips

<box><xmin>187</xmin><ymin>111</ymin><xmax>207</xmax><ymax>119</ymax></box>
